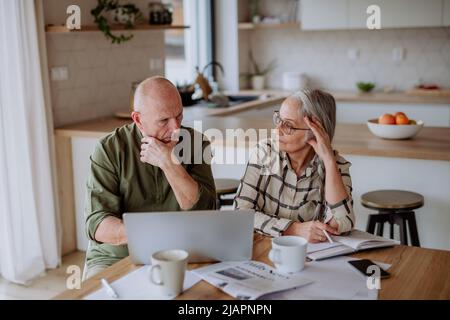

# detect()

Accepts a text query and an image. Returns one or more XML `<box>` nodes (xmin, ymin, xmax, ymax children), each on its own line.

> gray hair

<box><xmin>288</xmin><ymin>89</ymin><xmax>336</xmax><ymax>140</ymax></box>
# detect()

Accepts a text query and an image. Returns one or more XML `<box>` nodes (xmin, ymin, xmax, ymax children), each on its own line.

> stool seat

<box><xmin>361</xmin><ymin>190</ymin><xmax>424</xmax><ymax>210</ymax></box>
<box><xmin>214</xmin><ymin>179</ymin><xmax>240</xmax><ymax>209</ymax></box>
<box><xmin>215</xmin><ymin>179</ymin><xmax>240</xmax><ymax>195</ymax></box>
<box><xmin>361</xmin><ymin>189</ymin><xmax>423</xmax><ymax>247</ymax></box>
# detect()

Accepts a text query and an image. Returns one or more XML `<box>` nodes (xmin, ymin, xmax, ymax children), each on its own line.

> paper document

<box><xmin>263</xmin><ymin>256</ymin><xmax>391</xmax><ymax>300</ymax></box>
<box><xmin>307</xmin><ymin>229</ymin><xmax>399</xmax><ymax>260</ymax></box>
<box><xmin>84</xmin><ymin>266</ymin><xmax>201</xmax><ymax>300</ymax></box>
<box><xmin>192</xmin><ymin>260</ymin><xmax>313</xmax><ymax>300</ymax></box>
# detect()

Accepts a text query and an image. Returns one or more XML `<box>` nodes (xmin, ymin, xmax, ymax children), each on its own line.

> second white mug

<box><xmin>268</xmin><ymin>236</ymin><xmax>307</xmax><ymax>273</ymax></box>
<box><xmin>148</xmin><ymin>249</ymin><xmax>189</xmax><ymax>297</ymax></box>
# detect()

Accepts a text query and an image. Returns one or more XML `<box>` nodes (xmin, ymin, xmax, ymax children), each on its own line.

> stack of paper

<box><xmin>262</xmin><ymin>256</ymin><xmax>391</xmax><ymax>300</ymax></box>
<box><xmin>84</xmin><ymin>266</ymin><xmax>201</xmax><ymax>300</ymax></box>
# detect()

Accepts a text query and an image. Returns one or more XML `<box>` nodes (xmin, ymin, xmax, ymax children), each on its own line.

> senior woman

<box><xmin>234</xmin><ymin>89</ymin><xmax>355</xmax><ymax>243</ymax></box>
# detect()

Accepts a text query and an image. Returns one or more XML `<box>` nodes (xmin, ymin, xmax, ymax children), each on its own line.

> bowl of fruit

<box><xmin>367</xmin><ymin>112</ymin><xmax>424</xmax><ymax>139</ymax></box>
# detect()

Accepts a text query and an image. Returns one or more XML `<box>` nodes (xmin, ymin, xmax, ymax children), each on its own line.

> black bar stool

<box><xmin>214</xmin><ymin>178</ymin><xmax>240</xmax><ymax>209</ymax></box>
<box><xmin>361</xmin><ymin>190</ymin><xmax>423</xmax><ymax>247</ymax></box>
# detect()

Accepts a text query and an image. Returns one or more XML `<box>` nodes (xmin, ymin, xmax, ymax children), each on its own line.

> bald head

<box><xmin>133</xmin><ymin>76</ymin><xmax>182</xmax><ymax>113</ymax></box>
<box><xmin>131</xmin><ymin>76</ymin><xmax>184</xmax><ymax>141</ymax></box>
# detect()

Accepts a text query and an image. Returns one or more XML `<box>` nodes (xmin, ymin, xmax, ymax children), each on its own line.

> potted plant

<box><xmin>241</xmin><ymin>51</ymin><xmax>277</xmax><ymax>90</ymax></box>
<box><xmin>249</xmin><ymin>0</ymin><xmax>261</xmax><ymax>24</ymax></box>
<box><xmin>91</xmin><ymin>0</ymin><xmax>143</xmax><ymax>44</ymax></box>
<box><xmin>176</xmin><ymin>82</ymin><xmax>196</xmax><ymax>106</ymax></box>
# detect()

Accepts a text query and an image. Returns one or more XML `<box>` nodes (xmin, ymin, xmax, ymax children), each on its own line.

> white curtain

<box><xmin>0</xmin><ymin>0</ymin><xmax>60</xmax><ymax>284</ymax></box>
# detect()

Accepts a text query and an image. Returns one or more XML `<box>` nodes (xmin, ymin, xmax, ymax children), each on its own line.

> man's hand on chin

<box><xmin>140</xmin><ymin>136</ymin><xmax>180</xmax><ymax>169</ymax></box>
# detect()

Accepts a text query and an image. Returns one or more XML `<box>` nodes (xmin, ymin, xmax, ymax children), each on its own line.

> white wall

<box><xmin>242</xmin><ymin>27</ymin><xmax>450</xmax><ymax>91</ymax></box>
<box><xmin>346</xmin><ymin>154</ymin><xmax>450</xmax><ymax>251</ymax></box>
<box><xmin>214</xmin><ymin>0</ymin><xmax>239</xmax><ymax>91</ymax></box>
<box><xmin>43</xmin><ymin>0</ymin><xmax>165</xmax><ymax>126</ymax></box>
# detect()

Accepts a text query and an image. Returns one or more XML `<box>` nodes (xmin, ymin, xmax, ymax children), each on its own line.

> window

<box><xmin>164</xmin><ymin>0</ymin><xmax>213</xmax><ymax>85</ymax></box>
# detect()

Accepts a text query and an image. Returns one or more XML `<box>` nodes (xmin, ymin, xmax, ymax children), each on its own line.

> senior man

<box><xmin>83</xmin><ymin>76</ymin><xmax>216</xmax><ymax>279</ymax></box>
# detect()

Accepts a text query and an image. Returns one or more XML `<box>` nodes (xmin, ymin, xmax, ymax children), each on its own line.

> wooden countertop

<box><xmin>331</xmin><ymin>90</ymin><xmax>450</xmax><ymax>105</ymax></box>
<box><xmin>237</xmin><ymin>89</ymin><xmax>450</xmax><ymax>105</ymax></box>
<box><xmin>53</xmin><ymin>234</ymin><xmax>450</xmax><ymax>300</ymax></box>
<box><xmin>55</xmin><ymin>116</ymin><xmax>450</xmax><ymax>162</ymax></box>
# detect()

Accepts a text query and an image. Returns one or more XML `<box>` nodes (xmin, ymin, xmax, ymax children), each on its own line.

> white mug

<box><xmin>268</xmin><ymin>236</ymin><xmax>307</xmax><ymax>273</ymax></box>
<box><xmin>148</xmin><ymin>249</ymin><xmax>189</xmax><ymax>297</ymax></box>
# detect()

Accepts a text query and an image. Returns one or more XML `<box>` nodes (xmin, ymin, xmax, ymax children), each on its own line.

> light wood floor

<box><xmin>0</xmin><ymin>251</ymin><xmax>85</xmax><ymax>300</ymax></box>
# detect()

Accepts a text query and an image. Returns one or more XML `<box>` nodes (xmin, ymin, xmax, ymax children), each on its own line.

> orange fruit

<box><xmin>394</xmin><ymin>111</ymin><xmax>407</xmax><ymax>118</ymax></box>
<box><xmin>378</xmin><ymin>114</ymin><xmax>396</xmax><ymax>125</ymax></box>
<box><xmin>395</xmin><ymin>114</ymin><xmax>409</xmax><ymax>125</ymax></box>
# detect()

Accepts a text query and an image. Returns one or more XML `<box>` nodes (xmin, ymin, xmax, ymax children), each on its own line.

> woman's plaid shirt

<box><xmin>234</xmin><ymin>139</ymin><xmax>355</xmax><ymax>237</ymax></box>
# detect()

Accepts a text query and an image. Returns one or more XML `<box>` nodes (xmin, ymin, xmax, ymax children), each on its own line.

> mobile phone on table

<box><xmin>348</xmin><ymin>259</ymin><xmax>390</xmax><ymax>279</ymax></box>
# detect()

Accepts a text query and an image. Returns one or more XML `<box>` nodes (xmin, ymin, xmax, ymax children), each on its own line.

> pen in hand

<box><xmin>322</xmin><ymin>229</ymin><xmax>334</xmax><ymax>243</ymax></box>
<box><xmin>101</xmin><ymin>278</ymin><xmax>119</xmax><ymax>299</ymax></box>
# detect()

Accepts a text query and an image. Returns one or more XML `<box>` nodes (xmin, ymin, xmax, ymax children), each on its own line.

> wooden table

<box><xmin>54</xmin><ymin>234</ymin><xmax>450</xmax><ymax>300</ymax></box>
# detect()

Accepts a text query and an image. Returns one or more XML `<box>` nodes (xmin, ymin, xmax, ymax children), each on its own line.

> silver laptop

<box><xmin>123</xmin><ymin>210</ymin><xmax>255</xmax><ymax>265</ymax></box>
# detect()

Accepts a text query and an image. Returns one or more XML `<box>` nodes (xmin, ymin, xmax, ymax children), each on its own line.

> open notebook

<box><xmin>307</xmin><ymin>229</ymin><xmax>400</xmax><ymax>261</ymax></box>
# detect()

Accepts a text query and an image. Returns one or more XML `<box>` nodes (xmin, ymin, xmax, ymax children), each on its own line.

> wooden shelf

<box><xmin>238</xmin><ymin>22</ymin><xmax>299</xmax><ymax>30</ymax></box>
<box><xmin>45</xmin><ymin>24</ymin><xmax>189</xmax><ymax>33</ymax></box>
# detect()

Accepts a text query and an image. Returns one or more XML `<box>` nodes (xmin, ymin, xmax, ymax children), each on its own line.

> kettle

<box><xmin>193</xmin><ymin>61</ymin><xmax>224</xmax><ymax>101</ymax></box>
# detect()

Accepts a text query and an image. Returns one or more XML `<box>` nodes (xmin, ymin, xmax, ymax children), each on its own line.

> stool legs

<box><xmin>376</xmin><ymin>222</ymin><xmax>384</xmax><ymax>237</ymax></box>
<box><xmin>366</xmin><ymin>211</ymin><xmax>420</xmax><ymax>247</ymax></box>
<box><xmin>216</xmin><ymin>194</ymin><xmax>236</xmax><ymax>209</ymax></box>
<box><xmin>366</xmin><ymin>215</ymin><xmax>377</xmax><ymax>234</ymax></box>
<box><xmin>406</xmin><ymin>211</ymin><xmax>421</xmax><ymax>247</ymax></box>
<box><xmin>395</xmin><ymin>214</ymin><xmax>408</xmax><ymax>245</ymax></box>
<box><xmin>389</xmin><ymin>222</ymin><xmax>394</xmax><ymax>239</ymax></box>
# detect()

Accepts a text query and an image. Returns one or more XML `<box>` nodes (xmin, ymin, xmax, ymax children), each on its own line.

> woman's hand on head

<box><xmin>283</xmin><ymin>221</ymin><xmax>339</xmax><ymax>243</ymax></box>
<box><xmin>304</xmin><ymin>116</ymin><xmax>334</xmax><ymax>164</ymax></box>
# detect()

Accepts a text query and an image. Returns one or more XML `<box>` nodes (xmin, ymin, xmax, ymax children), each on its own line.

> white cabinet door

<box><xmin>444</xmin><ymin>0</ymin><xmax>450</xmax><ymax>26</ymax></box>
<box><xmin>349</xmin><ymin>0</ymin><xmax>443</xmax><ymax>29</ymax></box>
<box><xmin>72</xmin><ymin>137</ymin><xmax>98</xmax><ymax>251</ymax></box>
<box><xmin>349</xmin><ymin>0</ymin><xmax>383</xmax><ymax>28</ymax></box>
<box><xmin>301</xmin><ymin>0</ymin><xmax>348</xmax><ymax>30</ymax></box>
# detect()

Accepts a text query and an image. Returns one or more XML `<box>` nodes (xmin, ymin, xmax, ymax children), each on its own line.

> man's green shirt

<box><xmin>85</xmin><ymin>123</ymin><xmax>216</xmax><ymax>268</ymax></box>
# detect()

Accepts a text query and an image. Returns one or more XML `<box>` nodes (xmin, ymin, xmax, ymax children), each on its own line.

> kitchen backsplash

<box><xmin>244</xmin><ymin>27</ymin><xmax>450</xmax><ymax>91</ymax></box>
<box><xmin>46</xmin><ymin>32</ymin><xmax>164</xmax><ymax>126</ymax></box>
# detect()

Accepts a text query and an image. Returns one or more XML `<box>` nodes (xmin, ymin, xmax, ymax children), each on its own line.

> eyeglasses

<box><xmin>273</xmin><ymin>111</ymin><xmax>310</xmax><ymax>135</ymax></box>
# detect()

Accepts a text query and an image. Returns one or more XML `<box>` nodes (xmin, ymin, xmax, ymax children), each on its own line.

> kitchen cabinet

<box><xmin>344</xmin><ymin>154</ymin><xmax>450</xmax><ymax>251</ymax></box>
<box><xmin>60</xmin><ymin>121</ymin><xmax>450</xmax><ymax>251</ymax></box>
<box><xmin>444</xmin><ymin>0</ymin><xmax>450</xmax><ymax>26</ymax></box>
<box><xmin>301</xmin><ymin>0</ymin><xmax>348</xmax><ymax>30</ymax></box>
<box><xmin>71</xmin><ymin>137</ymin><xmax>98</xmax><ymax>251</ymax></box>
<box><xmin>301</xmin><ymin>0</ymin><xmax>445</xmax><ymax>30</ymax></box>
<box><xmin>349</xmin><ymin>0</ymin><xmax>443</xmax><ymax>29</ymax></box>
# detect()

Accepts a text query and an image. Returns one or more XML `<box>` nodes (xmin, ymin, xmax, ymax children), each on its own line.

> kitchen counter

<box><xmin>55</xmin><ymin>115</ymin><xmax>450</xmax><ymax>254</ymax></box>
<box><xmin>233</xmin><ymin>89</ymin><xmax>450</xmax><ymax>105</ymax></box>
<box><xmin>331</xmin><ymin>90</ymin><xmax>450</xmax><ymax>105</ymax></box>
<box><xmin>55</xmin><ymin>116</ymin><xmax>450</xmax><ymax>161</ymax></box>
<box><xmin>114</xmin><ymin>89</ymin><xmax>450</xmax><ymax>121</ymax></box>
